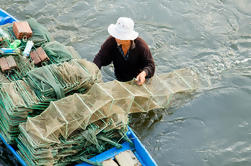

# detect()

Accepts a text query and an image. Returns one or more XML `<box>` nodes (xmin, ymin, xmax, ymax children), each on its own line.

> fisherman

<box><xmin>93</xmin><ymin>17</ymin><xmax>155</xmax><ymax>85</ymax></box>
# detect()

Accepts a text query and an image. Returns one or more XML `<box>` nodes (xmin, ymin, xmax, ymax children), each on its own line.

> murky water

<box><xmin>1</xmin><ymin>0</ymin><xmax>251</xmax><ymax>165</ymax></box>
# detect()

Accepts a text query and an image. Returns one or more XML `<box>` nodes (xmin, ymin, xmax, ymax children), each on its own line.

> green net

<box><xmin>0</xmin><ymin>19</ymin><xmax>77</xmax><ymax>82</ymax></box>
<box><xmin>17</xmin><ymin>123</ymin><xmax>128</xmax><ymax>166</ymax></box>
<box><xmin>16</xmin><ymin>68</ymin><xmax>198</xmax><ymax>165</ymax></box>
<box><xmin>42</xmin><ymin>41</ymin><xmax>74</xmax><ymax>64</ymax></box>
<box><xmin>0</xmin><ymin>80</ymin><xmax>39</xmax><ymax>143</ymax></box>
<box><xmin>0</xmin><ymin>71</ymin><xmax>10</xmax><ymax>83</ymax></box>
<box><xmin>0</xmin><ymin>59</ymin><xmax>101</xmax><ymax>143</ymax></box>
<box><xmin>27</xmin><ymin>18</ymin><xmax>52</xmax><ymax>47</ymax></box>
<box><xmin>0</xmin><ymin>18</ymin><xmax>52</xmax><ymax>50</ymax></box>
<box><xmin>24</xmin><ymin>59</ymin><xmax>101</xmax><ymax>100</ymax></box>
<box><xmin>0</xmin><ymin>18</ymin><xmax>200</xmax><ymax>166</ymax></box>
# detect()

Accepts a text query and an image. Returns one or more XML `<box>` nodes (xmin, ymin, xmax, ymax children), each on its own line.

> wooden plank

<box><xmin>115</xmin><ymin>150</ymin><xmax>142</xmax><ymax>166</ymax></box>
<box><xmin>0</xmin><ymin>57</ymin><xmax>10</xmax><ymax>72</ymax></box>
<box><xmin>102</xmin><ymin>159</ymin><xmax>118</xmax><ymax>166</ymax></box>
<box><xmin>6</xmin><ymin>56</ymin><xmax>17</xmax><ymax>69</ymax></box>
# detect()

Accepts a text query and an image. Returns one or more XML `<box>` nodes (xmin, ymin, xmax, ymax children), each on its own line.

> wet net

<box><xmin>16</xmin><ymin>68</ymin><xmax>198</xmax><ymax>165</ymax></box>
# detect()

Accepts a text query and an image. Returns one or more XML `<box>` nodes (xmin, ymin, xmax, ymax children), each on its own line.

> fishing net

<box><xmin>24</xmin><ymin>59</ymin><xmax>101</xmax><ymax>99</ymax></box>
<box><xmin>0</xmin><ymin>18</ymin><xmax>76</xmax><ymax>82</ymax></box>
<box><xmin>42</xmin><ymin>41</ymin><xmax>74</xmax><ymax>64</ymax></box>
<box><xmin>0</xmin><ymin>16</ymin><xmax>199</xmax><ymax>166</ymax></box>
<box><xmin>0</xmin><ymin>44</ymin><xmax>77</xmax><ymax>82</ymax></box>
<box><xmin>0</xmin><ymin>59</ymin><xmax>101</xmax><ymax>143</ymax></box>
<box><xmin>0</xmin><ymin>18</ymin><xmax>52</xmax><ymax>50</ymax></box>
<box><xmin>1</xmin><ymin>18</ymin><xmax>51</xmax><ymax>46</ymax></box>
<box><xmin>16</xmin><ymin>68</ymin><xmax>198</xmax><ymax>165</ymax></box>
<box><xmin>0</xmin><ymin>71</ymin><xmax>10</xmax><ymax>83</ymax></box>
<box><xmin>27</xmin><ymin>18</ymin><xmax>52</xmax><ymax>47</ymax></box>
<box><xmin>0</xmin><ymin>80</ymin><xmax>40</xmax><ymax>143</ymax></box>
<box><xmin>66</xmin><ymin>46</ymin><xmax>81</xmax><ymax>59</ymax></box>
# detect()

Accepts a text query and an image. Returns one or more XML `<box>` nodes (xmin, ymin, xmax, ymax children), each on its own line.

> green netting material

<box><xmin>42</xmin><ymin>41</ymin><xmax>74</xmax><ymax>64</ymax></box>
<box><xmin>24</xmin><ymin>59</ymin><xmax>101</xmax><ymax>99</ymax></box>
<box><xmin>0</xmin><ymin>18</ymin><xmax>76</xmax><ymax>82</ymax></box>
<box><xmin>17</xmin><ymin>68</ymin><xmax>198</xmax><ymax>165</ymax></box>
<box><xmin>0</xmin><ymin>18</ymin><xmax>52</xmax><ymax>50</ymax></box>
<box><xmin>0</xmin><ymin>80</ymin><xmax>39</xmax><ymax>143</ymax></box>
<box><xmin>0</xmin><ymin>59</ymin><xmax>101</xmax><ymax>143</ymax></box>
<box><xmin>27</xmin><ymin>18</ymin><xmax>52</xmax><ymax>47</ymax></box>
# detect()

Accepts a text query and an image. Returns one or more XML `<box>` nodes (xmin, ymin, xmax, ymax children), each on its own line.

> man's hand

<box><xmin>135</xmin><ymin>71</ymin><xmax>147</xmax><ymax>86</ymax></box>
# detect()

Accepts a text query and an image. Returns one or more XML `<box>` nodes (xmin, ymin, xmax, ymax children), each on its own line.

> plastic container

<box><xmin>22</xmin><ymin>40</ymin><xmax>34</xmax><ymax>57</ymax></box>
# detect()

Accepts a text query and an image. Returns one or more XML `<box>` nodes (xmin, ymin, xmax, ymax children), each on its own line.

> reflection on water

<box><xmin>1</xmin><ymin>0</ymin><xmax>251</xmax><ymax>165</ymax></box>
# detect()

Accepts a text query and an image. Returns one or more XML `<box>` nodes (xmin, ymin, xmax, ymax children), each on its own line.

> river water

<box><xmin>1</xmin><ymin>0</ymin><xmax>251</xmax><ymax>165</ymax></box>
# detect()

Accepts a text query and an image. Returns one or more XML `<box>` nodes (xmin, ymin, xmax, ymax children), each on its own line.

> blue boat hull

<box><xmin>0</xmin><ymin>8</ymin><xmax>157</xmax><ymax>166</ymax></box>
<box><xmin>77</xmin><ymin>127</ymin><xmax>157</xmax><ymax>166</ymax></box>
<box><xmin>0</xmin><ymin>9</ymin><xmax>17</xmax><ymax>25</ymax></box>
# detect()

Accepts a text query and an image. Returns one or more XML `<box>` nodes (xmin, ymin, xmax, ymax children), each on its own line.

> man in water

<box><xmin>93</xmin><ymin>17</ymin><xmax>155</xmax><ymax>85</ymax></box>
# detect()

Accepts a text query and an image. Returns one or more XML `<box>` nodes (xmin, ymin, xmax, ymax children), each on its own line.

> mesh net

<box><xmin>27</xmin><ymin>18</ymin><xmax>52</xmax><ymax>47</ymax></box>
<box><xmin>0</xmin><ymin>19</ymin><xmax>76</xmax><ymax>82</ymax></box>
<box><xmin>16</xmin><ymin>68</ymin><xmax>198</xmax><ymax>165</ymax></box>
<box><xmin>0</xmin><ymin>59</ymin><xmax>101</xmax><ymax>143</ymax></box>
<box><xmin>0</xmin><ymin>80</ymin><xmax>39</xmax><ymax>143</ymax></box>
<box><xmin>0</xmin><ymin>18</ymin><xmax>52</xmax><ymax>50</ymax></box>
<box><xmin>0</xmin><ymin>18</ymin><xmax>199</xmax><ymax>166</ymax></box>
<box><xmin>24</xmin><ymin>59</ymin><xmax>101</xmax><ymax>99</ymax></box>
<box><xmin>42</xmin><ymin>41</ymin><xmax>74</xmax><ymax>64</ymax></box>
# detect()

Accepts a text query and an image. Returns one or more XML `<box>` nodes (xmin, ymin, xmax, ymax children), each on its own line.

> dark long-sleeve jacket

<box><xmin>93</xmin><ymin>36</ymin><xmax>155</xmax><ymax>82</ymax></box>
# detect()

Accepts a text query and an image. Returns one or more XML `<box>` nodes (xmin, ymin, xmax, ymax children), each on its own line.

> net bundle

<box><xmin>24</xmin><ymin>59</ymin><xmax>101</xmax><ymax>100</ymax></box>
<box><xmin>0</xmin><ymin>59</ymin><xmax>101</xmax><ymax>143</ymax></box>
<box><xmin>0</xmin><ymin>80</ymin><xmax>40</xmax><ymax>143</ymax></box>
<box><xmin>17</xmin><ymin>68</ymin><xmax>199</xmax><ymax>165</ymax></box>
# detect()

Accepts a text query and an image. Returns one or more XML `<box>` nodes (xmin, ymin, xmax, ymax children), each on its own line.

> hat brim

<box><xmin>108</xmin><ymin>24</ymin><xmax>138</xmax><ymax>40</ymax></box>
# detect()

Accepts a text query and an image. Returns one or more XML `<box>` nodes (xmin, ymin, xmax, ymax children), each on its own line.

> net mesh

<box><xmin>0</xmin><ymin>80</ymin><xmax>39</xmax><ymax>143</ymax></box>
<box><xmin>27</xmin><ymin>18</ymin><xmax>52</xmax><ymax>47</ymax></box>
<box><xmin>16</xmin><ymin>68</ymin><xmax>198</xmax><ymax>165</ymax></box>
<box><xmin>0</xmin><ymin>18</ymin><xmax>200</xmax><ymax>166</ymax></box>
<box><xmin>42</xmin><ymin>41</ymin><xmax>73</xmax><ymax>64</ymax></box>
<box><xmin>0</xmin><ymin>59</ymin><xmax>101</xmax><ymax>143</ymax></box>
<box><xmin>0</xmin><ymin>19</ymin><xmax>75</xmax><ymax>82</ymax></box>
<box><xmin>24</xmin><ymin>59</ymin><xmax>101</xmax><ymax>99</ymax></box>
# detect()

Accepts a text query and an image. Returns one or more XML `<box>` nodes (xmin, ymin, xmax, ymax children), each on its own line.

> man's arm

<box><xmin>136</xmin><ymin>41</ymin><xmax>155</xmax><ymax>85</ymax></box>
<box><xmin>93</xmin><ymin>37</ymin><xmax>113</xmax><ymax>69</ymax></box>
<box><xmin>142</xmin><ymin>46</ymin><xmax>155</xmax><ymax>78</ymax></box>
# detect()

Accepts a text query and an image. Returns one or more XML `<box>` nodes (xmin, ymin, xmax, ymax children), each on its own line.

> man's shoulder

<box><xmin>105</xmin><ymin>36</ymin><xmax>116</xmax><ymax>43</ymax></box>
<box><xmin>103</xmin><ymin>36</ymin><xmax>116</xmax><ymax>48</ymax></box>
<box><xmin>135</xmin><ymin>37</ymin><xmax>145</xmax><ymax>43</ymax></box>
<box><xmin>134</xmin><ymin>37</ymin><xmax>149</xmax><ymax>50</ymax></box>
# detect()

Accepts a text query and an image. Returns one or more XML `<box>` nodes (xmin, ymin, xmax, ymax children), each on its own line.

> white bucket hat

<box><xmin>108</xmin><ymin>17</ymin><xmax>139</xmax><ymax>40</ymax></box>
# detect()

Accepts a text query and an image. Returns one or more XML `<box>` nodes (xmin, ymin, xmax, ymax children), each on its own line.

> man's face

<box><xmin>115</xmin><ymin>38</ymin><xmax>131</xmax><ymax>46</ymax></box>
